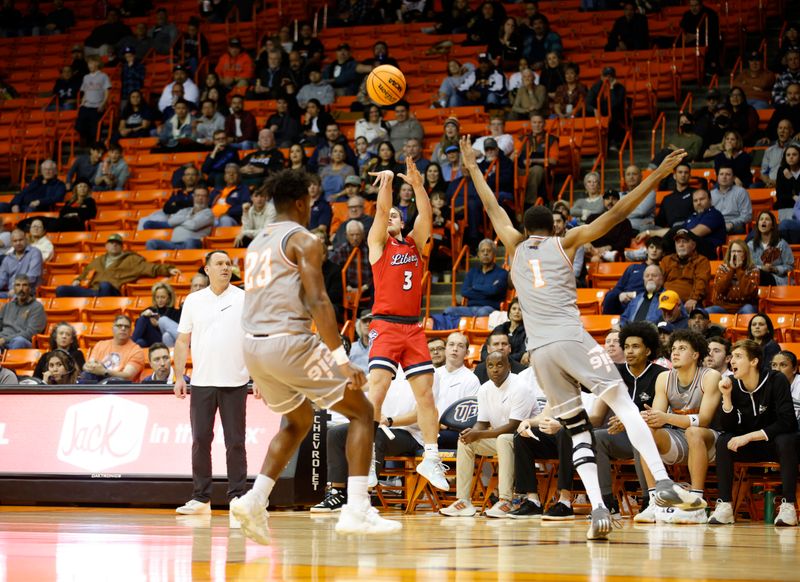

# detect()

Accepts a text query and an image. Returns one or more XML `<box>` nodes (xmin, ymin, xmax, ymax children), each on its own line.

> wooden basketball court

<box><xmin>0</xmin><ymin>506</ymin><xmax>797</xmax><ymax>581</ymax></box>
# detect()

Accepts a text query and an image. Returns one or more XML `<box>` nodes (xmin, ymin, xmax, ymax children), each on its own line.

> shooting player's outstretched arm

<box><xmin>367</xmin><ymin>170</ymin><xmax>394</xmax><ymax>264</ymax></box>
<box><xmin>459</xmin><ymin>136</ymin><xmax>524</xmax><ymax>255</ymax></box>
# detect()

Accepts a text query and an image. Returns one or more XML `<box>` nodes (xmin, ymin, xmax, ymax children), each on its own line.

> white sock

<box><xmin>346</xmin><ymin>475</ymin><xmax>370</xmax><ymax>510</ymax></box>
<box><xmin>601</xmin><ymin>385</ymin><xmax>669</xmax><ymax>482</ymax></box>
<box><xmin>571</xmin><ymin>432</ymin><xmax>605</xmax><ymax>509</ymax></box>
<box><xmin>526</xmin><ymin>493</ymin><xmax>541</xmax><ymax>505</ymax></box>
<box><xmin>252</xmin><ymin>474</ymin><xmax>275</xmax><ymax>507</ymax></box>
<box><xmin>424</xmin><ymin>443</ymin><xmax>439</xmax><ymax>458</ymax></box>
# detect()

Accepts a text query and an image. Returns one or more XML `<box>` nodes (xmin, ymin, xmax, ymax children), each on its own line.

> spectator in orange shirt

<box><xmin>80</xmin><ymin>314</ymin><xmax>146</xmax><ymax>383</ymax></box>
<box><xmin>215</xmin><ymin>37</ymin><xmax>254</xmax><ymax>89</ymax></box>
<box><xmin>732</xmin><ymin>52</ymin><xmax>774</xmax><ymax>110</ymax></box>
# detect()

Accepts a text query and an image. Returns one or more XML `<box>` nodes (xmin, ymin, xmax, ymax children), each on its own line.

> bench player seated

<box><xmin>312</xmin><ymin>368</ymin><xmax>423</xmax><ymax>512</ymax></box>
<box><xmin>440</xmin><ymin>351</ymin><xmax>537</xmax><ymax>518</ymax></box>
<box><xmin>634</xmin><ymin>329</ymin><xmax>722</xmax><ymax>524</ymax></box>
<box><xmin>433</xmin><ymin>332</ymin><xmax>481</xmax><ymax>450</ymax></box>
<box><xmin>510</xmin><ymin>386</ymin><xmax>606</xmax><ymax>520</ymax></box>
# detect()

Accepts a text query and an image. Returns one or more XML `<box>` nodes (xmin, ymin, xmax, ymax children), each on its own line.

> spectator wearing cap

<box><xmin>773</xmin><ymin>50</ymin><xmax>800</xmax><ymax>106</ymax></box>
<box><xmin>224</xmin><ymin>94</ymin><xmax>258</xmax><ymax>149</ymax></box>
<box><xmin>146</xmin><ymin>188</ymin><xmax>213</xmax><ymax>250</ymax></box>
<box><xmin>584</xmin><ymin>189</ymin><xmax>633</xmax><ymax>262</ymax></box>
<box><xmin>323</xmin><ymin>43</ymin><xmax>358</xmax><ymax>96</ymax></box>
<box><xmin>732</xmin><ymin>52</ymin><xmax>774</xmax><ymax>110</ymax></box>
<box><xmin>440</xmin><ymin>144</ymin><xmax>463</xmax><ymax>182</ymax></box>
<box><xmin>605</xmin><ymin>2</ymin><xmax>649</xmax><ymax>51</ymax></box>
<box><xmin>620</xmin><ymin>264</ymin><xmax>666</xmax><ymax>326</ymax></box>
<box><xmin>158</xmin><ymin>65</ymin><xmax>199</xmax><ymax>113</ymax></box>
<box><xmin>706</xmin><ymin>239</ymin><xmax>760</xmax><ymax>314</ymax></box>
<box><xmin>766</xmin><ymin>83</ymin><xmax>800</xmax><ymax>141</ymax></box>
<box><xmin>120</xmin><ymin>45</ymin><xmax>145</xmax><ymax>102</ymax></box>
<box><xmin>688</xmin><ymin>307</ymin><xmax>727</xmax><ymax>339</ymax></box>
<box><xmin>659</xmin><ymin>228</ymin><xmax>711</xmax><ymax>313</ymax></box>
<box><xmin>266</xmin><ymin>96</ymin><xmax>301</xmax><ymax>147</ymax></box>
<box><xmin>657</xmin><ymin>290</ymin><xmax>689</xmax><ymax>330</ymax></box>
<box><xmin>453</xmin><ymin>54</ymin><xmax>508</xmax><ymax>107</ymax></box>
<box><xmin>148</xmin><ymin>8</ymin><xmax>178</xmax><ymax>56</ymax></box>
<box><xmin>215</xmin><ymin>38</ymin><xmax>254</xmax><ymax>89</ymax></box>
<box><xmin>332</xmin><ymin>193</ymin><xmax>374</xmax><ymax>247</ymax></box>
<box><xmin>297</xmin><ymin>66</ymin><xmax>334</xmax><ymax>108</ymax></box>
<box><xmin>710</xmin><ymin>165</ymin><xmax>752</xmax><ymax>234</ymax></box>
<box><xmin>56</xmin><ymin>234</ymin><xmax>179</xmax><ymax>297</ymax></box>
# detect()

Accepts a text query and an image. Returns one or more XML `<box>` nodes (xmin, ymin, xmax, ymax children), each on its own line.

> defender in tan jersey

<box><xmin>634</xmin><ymin>329</ymin><xmax>721</xmax><ymax>525</ymax></box>
<box><xmin>230</xmin><ymin>169</ymin><xmax>401</xmax><ymax>543</ymax></box>
<box><xmin>459</xmin><ymin>136</ymin><xmax>701</xmax><ymax>540</ymax></box>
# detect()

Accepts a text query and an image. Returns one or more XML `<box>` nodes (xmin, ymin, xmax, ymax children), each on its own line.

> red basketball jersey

<box><xmin>371</xmin><ymin>235</ymin><xmax>424</xmax><ymax>318</ymax></box>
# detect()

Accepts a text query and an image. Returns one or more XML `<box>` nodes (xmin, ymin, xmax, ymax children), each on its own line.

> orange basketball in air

<box><xmin>366</xmin><ymin>65</ymin><xmax>406</xmax><ymax>106</ymax></box>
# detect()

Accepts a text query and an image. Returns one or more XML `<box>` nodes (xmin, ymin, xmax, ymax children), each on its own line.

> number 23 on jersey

<box><xmin>245</xmin><ymin>248</ymin><xmax>272</xmax><ymax>290</ymax></box>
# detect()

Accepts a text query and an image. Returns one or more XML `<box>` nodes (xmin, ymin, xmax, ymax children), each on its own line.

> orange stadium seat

<box><xmin>83</xmin><ymin>322</ymin><xmax>116</xmax><ymax>348</ymax></box>
<box><xmin>3</xmin><ymin>349</ymin><xmax>43</xmax><ymax>371</ymax></box>
<box><xmin>581</xmin><ymin>315</ymin><xmax>619</xmax><ymax>342</ymax></box>
<box><xmin>45</xmin><ymin>252</ymin><xmax>93</xmax><ymax>275</ymax></box>
<box><xmin>576</xmin><ymin>288</ymin><xmax>607</xmax><ymax>315</ymax></box>
<box><xmin>45</xmin><ymin>297</ymin><xmax>93</xmax><ymax>321</ymax></box>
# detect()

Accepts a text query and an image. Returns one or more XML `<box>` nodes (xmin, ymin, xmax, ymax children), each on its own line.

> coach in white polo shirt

<box><xmin>433</xmin><ymin>331</ymin><xmax>481</xmax><ymax>449</ymax></box>
<box><xmin>173</xmin><ymin>250</ymin><xmax>250</xmax><ymax>522</ymax></box>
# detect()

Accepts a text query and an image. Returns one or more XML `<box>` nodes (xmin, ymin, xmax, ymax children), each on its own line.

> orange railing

<box><xmin>450</xmin><ymin>245</ymin><xmax>470</xmax><ymax>307</ymax></box>
<box><xmin>650</xmin><ymin>112</ymin><xmax>667</xmax><ymax>161</ymax></box>
<box><xmin>340</xmin><ymin>245</ymin><xmax>364</xmax><ymax>327</ymax></box>
<box><xmin>618</xmin><ymin>131</ymin><xmax>634</xmax><ymax>191</ymax></box>
<box><xmin>591</xmin><ymin>153</ymin><xmax>605</xmax><ymax>192</ymax></box>
<box><xmin>557</xmin><ymin>174</ymin><xmax>574</xmax><ymax>206</ymax></box>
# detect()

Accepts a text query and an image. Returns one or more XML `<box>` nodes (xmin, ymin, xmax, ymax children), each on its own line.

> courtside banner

<box><xmin>0</xmin><ymin>391</ymin><xmax>281</xmax><ymax>477</ymax></box>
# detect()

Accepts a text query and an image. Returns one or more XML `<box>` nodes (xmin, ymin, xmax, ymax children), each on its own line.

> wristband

<box><xmin>688</xmin><ymin>414</ymin><xmax>699</xmax><ymax>427</ymax></box>
<box><xmin>331</xmin><ymin>346</ymin><xmax>349</xmax><ymax>365</ymax></box>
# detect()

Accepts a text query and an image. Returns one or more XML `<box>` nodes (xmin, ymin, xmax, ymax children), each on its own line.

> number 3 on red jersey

<box><xmin>402</xmin><ymin>270</ymin><xmax>412</xmax><ymax>290</ymax></box>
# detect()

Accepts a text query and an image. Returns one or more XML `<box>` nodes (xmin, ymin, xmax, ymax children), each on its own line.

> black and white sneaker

<box><xmin>310</xmin><ymin>488</ymin><xmax>347</xmax><ymax>513</ymax></box>
<box><xmin>542</xmin><ymin>501</ymin><xmax>575</xmax><ymax>521</ymax></box>
<box><xmin>508</xmin><ymin>499</ymin><xmax>544</xmax><ymax>519</ymax></box>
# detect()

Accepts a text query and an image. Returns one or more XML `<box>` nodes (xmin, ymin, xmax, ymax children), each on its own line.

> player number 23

<box><xmin>528</xmin><ymin>259</ymin><xmax>546</xmax><ymax>288</ymax></box>
<box><xmin>244</xmin><ymin>249</ymin><xmax>272</xmax><ymax>289</ymax></box>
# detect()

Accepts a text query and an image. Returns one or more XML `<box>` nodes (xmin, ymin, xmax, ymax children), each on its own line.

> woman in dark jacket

<box><xmin>56</xmin><ymin>178</ymin><xmax>97</xmax><ymax>232</ymax></box>
<box><xmin>709</xmin><ymin>339</ymin><xmax>798</xmax><ymax>526</ymax></box>
<box><xmin>480</xmin><ymin>298</ymin><xmax>527</xmax><ymax>363</ymax></box>
<box><xmin>776</xmin><ymin>144</ymin><xmax>800</xmax><ymax>211</ymax></box>
<box><xmin>746</xmin><ymin>312</ymin><xmax>781</xmax><ymax>374</ymax></box>
<box><xmin>131</xmin><ymin>282</ymin><xmax>181</xmax><ymax>348</ymax></box>
<box><xmin>726</xmin><ymin>87</ymin><xmax>760</xmax><ymax>146</ymax></box>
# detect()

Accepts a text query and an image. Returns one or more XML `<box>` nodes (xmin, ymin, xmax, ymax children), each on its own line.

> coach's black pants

<box><xmin>190</xmin><ymin>384</ymin><xmax>248</xmax><ymax>502</ymax></box>
<box><xmin>716</xmin><ymin>432</ymin><xmax>799</xmax><ymax>503</ymax></box>
<box><xmin>327</xmin><ymin>422</ymin><xmax>422</xmax><ymax>483</ymax></box>
<box><xmin>513</xmin><ymin>429</ymin><xmax>573</xmax><ymax>494</ymax></box>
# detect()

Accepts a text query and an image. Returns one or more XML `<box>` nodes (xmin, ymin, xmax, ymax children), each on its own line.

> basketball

<box><xmin>367</xmin><ymin>65</ymin><xmax>406</xmax><ymax>106</ymax></box>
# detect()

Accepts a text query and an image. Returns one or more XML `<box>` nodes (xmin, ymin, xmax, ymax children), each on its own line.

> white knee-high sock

<box><xmin>571</xmin><ymin>431</ymin><xmax>605</xmax><ymax>509</ymax></box>
<box><xmin>601</xmin><ymin>385</ymin><xmax>669</xmax><ymax>482</ymax></box>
